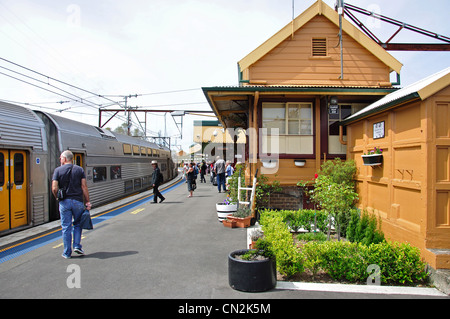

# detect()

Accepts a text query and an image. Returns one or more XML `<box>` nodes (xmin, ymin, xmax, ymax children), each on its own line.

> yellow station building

<box><xmin>203</xmin><ymin>0</ymin><xmax>450</xmax><ymax>269</ymax></box>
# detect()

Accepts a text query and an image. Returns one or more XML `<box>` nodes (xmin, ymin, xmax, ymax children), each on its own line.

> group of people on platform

<box><xmin>51</xmin><ymin>149</ymin><xmax>235</xmax><ymax>259</ymax></box>
<box><xmin>182</xmin><ymin>156</ymin><xmax>235</xmax><ymax>198</ymax></box>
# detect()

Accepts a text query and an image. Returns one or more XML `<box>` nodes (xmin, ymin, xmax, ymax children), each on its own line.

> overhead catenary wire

<box><xmin>0</xmin><ymin>56</ymin><xmax>122</xmax><ymax>108</ymax></box>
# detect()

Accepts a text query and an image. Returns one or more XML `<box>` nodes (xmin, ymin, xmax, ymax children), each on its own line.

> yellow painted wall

<box><xmin>247</xmin><ymin>16</ymin><xmax>391</xmax><ymax>87</ymax></box>
<box><xmin>347</xmin><ymin>86</ymin><xmax>450</xmax><ymax>269</ymax></box>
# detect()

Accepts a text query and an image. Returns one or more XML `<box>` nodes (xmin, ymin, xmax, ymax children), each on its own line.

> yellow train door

<box><xmin>0</xmin><ymin>150</ymin><xmax>28</xmax><ymax>231</ymax></box>
<box><xmin>10</xmin><ymin>151</ymin><xmax>27</xmax><ymax>229</ymax></box>
<box><xmin>73</xmin><ymin>153</ymin><xmax>83</xmax><ymax>167</ymax></box>
<box><xmin>0</xmin><ymin>150</ymin><xmax>8</xmax><ymax>232</ymax></box>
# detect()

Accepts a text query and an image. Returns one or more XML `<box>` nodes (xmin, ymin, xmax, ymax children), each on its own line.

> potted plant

<box><xmin>222</xmin><ymin>218</ymin><xmax>236</xmax><ymax>228</ymax></box>
<box><xmin>362</xmin><ymin>147</ymin><xmax>383</xmax><ymax>166</ymax></box>
<box><xmin>216</xmin><ymin>197</ymin><xmax>237</xmax><ymax>222</ymax></box>
<box><xmin>228</xmin><ymin>239</ymin><xmax>276</xmax><ymax>292</ymax></box>
<box><xmin>228</xmin><ymin>206</ymin><xmax>252</xmax><ymax>228</ymax></box>
<box><xmin>249</xmin><ymin>229</ymin><xmax>264</xmax><ymax>249</ymax></box>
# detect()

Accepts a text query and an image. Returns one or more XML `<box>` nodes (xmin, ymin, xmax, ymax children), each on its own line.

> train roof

<box><xmin>0</xmin><ymin>102</ymin><xmax>46</xmax><ymax>150</ymax></box>
<box><xmin>112</xmin><ymin>132</ymin><xmax>169</xmax><ymax>150</ymax></box>
<box><xmin>37</xmin><ymin>111</ymin><xmax>116</xmax><ymax>140</ymax></box>
<box><xmin>38</xmin><ymin>111</ymin><xmax>170</xmax><ymax>151</ymax></box>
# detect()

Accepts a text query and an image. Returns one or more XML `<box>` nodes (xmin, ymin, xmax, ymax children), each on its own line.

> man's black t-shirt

<box><xmin>52</xmin><ymin>164</ymin><xmax>86</xmax><ymax>202</ymax></box>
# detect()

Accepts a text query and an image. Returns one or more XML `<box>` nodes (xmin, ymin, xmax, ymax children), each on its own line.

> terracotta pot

<box><xmin>222</xmin><ymin>219</ymin><xmax>236</xmax><ymax>228</ymax></box>
<box><xmin>228</xmin><ymin>216</ymin><xmax>252</xmax><ymax>228</ymax></box>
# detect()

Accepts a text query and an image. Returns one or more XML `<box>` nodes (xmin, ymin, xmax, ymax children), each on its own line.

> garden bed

<box><xmin>258</xmin><ymin>209</ymin><xmax>431</xmax><ymax>287</ymax></box>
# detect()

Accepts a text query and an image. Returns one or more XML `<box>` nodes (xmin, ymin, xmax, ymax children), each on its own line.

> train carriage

<box><xmin>0</xmin><ymin>102</ymin><xmax>49</xmax><ymax>233</ymax></box>
<box><xmin>0</xmin><ymin>102</ymin><xmax>176</xmax><ymax>236</ymax></box>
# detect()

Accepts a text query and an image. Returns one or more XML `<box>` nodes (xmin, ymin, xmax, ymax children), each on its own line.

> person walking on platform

<box><xmin>200</xmin><ymin>160</ymin><xmax>207</xmax><ymax>183</ymax></box>
<box><xmin>186</xmin><ymin>162</ymin><xmax>196</xmax><ymax>197</ymax></box>
<box><xmin>52</xmin><ymin>150</ymin><xmax>91</xmax><ymax>259</ymax></box>
<box><xmin>214</xmin><ymin>156</ymin><xmax>226</xmax><ymax>193</ymax></box>
<box><xmin>151</xmin><ymin>160</ymin><xmax>165</xmax><ymax>203</ymax></box>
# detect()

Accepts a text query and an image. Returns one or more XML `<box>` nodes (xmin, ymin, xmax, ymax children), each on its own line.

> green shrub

<box><xmin>297</xmin><ymin>232</ymin><xmax>327</xmax><ymax>242</ymax></box>
<box><xmin>319</xmin><ymin>158</ymin><xmax>357</xmax><ymax>186</ymax></box>
<box><xmin>259</xmin><ymin>210</ymin><xmax>304</xmax><ymax>277</ymax></box>
<box><xmin>347</xmin><ymin>209</ymin><xmax>384</xmax><ymax>245</ymax></box>
<box><xmin>302</xmin><ymin>240</ymin><xmax>428</xmax><ymax>285</ymax></box>
<box><xmin>366</xmin><ymin>241</ymin><xmax>428</xmax><ymax>285</ymax></box>
<box><xmin>284</xmin><ymin>209</ymin><xmax>329</xmax><ymax>233</ymax></box>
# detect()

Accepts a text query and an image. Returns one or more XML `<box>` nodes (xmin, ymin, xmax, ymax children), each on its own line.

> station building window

<box><xmin>328</xmin><ymin>104</ymin><xmax>365</xmax><ymax>155</ymax></box>
<box><xmin>262</xmin><ymin>102</ymin><xmax>313</xmax><ymax>155</ymax></box>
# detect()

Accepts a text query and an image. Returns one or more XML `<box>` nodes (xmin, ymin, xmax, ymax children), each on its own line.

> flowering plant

<box><xmin>365</xmin><ymin>147</ymin><xmax>382</xmax><ymax>155</ymax></box>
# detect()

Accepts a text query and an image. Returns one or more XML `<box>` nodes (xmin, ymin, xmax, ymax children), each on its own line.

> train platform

<box><xmin>0</xmin><ymin>175</ymin><xmax>448</xmax><ymax>301</ymax></box>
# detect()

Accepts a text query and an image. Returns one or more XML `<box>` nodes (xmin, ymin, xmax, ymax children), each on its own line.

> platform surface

<box><xmin>0</xmin><ymin>177</ymin><xmax>448</xmax><ymax>300</ymax></box>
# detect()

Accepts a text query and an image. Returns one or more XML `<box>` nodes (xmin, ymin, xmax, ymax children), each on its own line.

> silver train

<box><xmin>0</xmin><ymin>101</ymin><xmax>176</xmax><ymax>235</ymax></box>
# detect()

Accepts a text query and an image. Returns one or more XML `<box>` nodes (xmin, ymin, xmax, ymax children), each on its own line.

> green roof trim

<box><xmin>340</xmin><ymin>92</ymin><xmax>420</xmax><ymax>126</ymax></box>
<box><xmin>202</xmin><ymin>86</ymin><xmax>398</xmax><ymax>94</ymax></box>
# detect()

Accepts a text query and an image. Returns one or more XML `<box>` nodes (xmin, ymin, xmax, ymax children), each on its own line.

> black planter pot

<box><xmin>228</xmin><ymin>249</ymin><xmax>276</xmax><ymax>292</ymax></box>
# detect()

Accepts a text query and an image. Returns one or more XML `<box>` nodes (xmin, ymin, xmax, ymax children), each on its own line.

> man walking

<box><xmin>214</xmin><ymin>156</ymin><xmax>226</xmax><ymax>193</ymax></box>
<box><xmin>52</xmin><ymin>150</ymin><xmax>91</xmax><ymax>259</ymax></box>
<box><xmin>151</xmin><ymin>160</ymin><xmax>165</xmax><ymax>203</ymax></box>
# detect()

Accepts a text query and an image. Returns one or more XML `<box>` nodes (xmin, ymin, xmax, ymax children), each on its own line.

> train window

<box><xmin>123</xmin><ymin>144</ymin><xmax>132</xmax><ymax>155</ymax></box>
<box><xmin>134</xmin><ymin>178</ymin><xmax>141</xmax><ymax>190</ymax></box>
<box><xmin>147</xmin><ymin>148</ymin><xmax>153</xmax><ymax>156</ymax></box>
<box><xmin>140</xmin><ymin>147</ymin><xmax>146</xmax><ymax>156</ymax></box>
<box><xmin>93</xmin><ymin>167</ymin><xmax>107</xmax><ymax>183</ymax></box>
<box><xmin>154</xmin><ymin>150</ymin><xmax>159</xmax><ymax>157</ymax></box>
<box><xmin>142</xmin><ymin>176</ymin><xmax>149</xmax><ymax>187</ymax></box>
<box><xmin>161</xmin><ymin>163</ymin><xmax>167</xmax><ymax>171</ymax></box>
<box><xmin>110</xmin><ymin>166</ymin><xmax>121</xmax><ymax>180</ymax></box>
<box><xmin>132</xmin><ymin>145</ymin><xmax>140</xmax><ymax>155</ymax></box>
<box><xmin>124</xmin><ymin>180</ymin><xmax>133</xmax><ymax>192</ymax></box>
<box><xmin>14</xmin><ymin>153</ymin><xmax>24</xmax><ymax>185</ymax></box>
<box><xmin>0</xmin><ymin>153</ymin><xmax>4</xmax><ymax>186</ymax></box>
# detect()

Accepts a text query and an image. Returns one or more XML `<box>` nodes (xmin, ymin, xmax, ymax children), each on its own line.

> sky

<box><xmin>0</xmin><ymin>0</ymin><xmax>449</xmax><ymax>152</ymax></box>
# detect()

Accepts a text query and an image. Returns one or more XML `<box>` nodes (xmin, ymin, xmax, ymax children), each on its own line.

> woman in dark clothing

<box><xmin>186</xmin><ymin>162</ymin><xmax>195</xmax><ymax>198</ymax></box>
<box><xmin>200</xmin><ymin>160</ymin><xmax>207</xmax><ymax>183</ymax></box>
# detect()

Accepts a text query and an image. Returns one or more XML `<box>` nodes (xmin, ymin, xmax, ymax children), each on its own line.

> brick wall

<box><xmin>264</xmin><ymin>186</ymin><xmax>304</xmax><ymax>211</ymax></box>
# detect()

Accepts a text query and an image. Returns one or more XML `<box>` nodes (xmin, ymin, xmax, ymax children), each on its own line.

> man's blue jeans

<box><xmin>216</xmin><ymin>172</ymin><xmax>226</xmax><ymax>192</ymax></box>
<box><xmin>59</xmin><ymin>199</ymin><xmax>84</xmax><ymax>257</ymax></box>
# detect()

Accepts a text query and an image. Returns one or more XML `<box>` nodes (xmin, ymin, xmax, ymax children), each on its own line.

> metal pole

<box><xmin>338</xmin><ymin>0</ymin><xmax>344</xmax><ymax>79</ymax></box>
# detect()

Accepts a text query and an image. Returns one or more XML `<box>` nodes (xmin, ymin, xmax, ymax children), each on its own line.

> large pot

<box><xmin>216</xmin><ymin>203</ymin><xmax>237</xmax><ymax>221</ymax></box>
<box><xmin>228</xmin><ymin>249</ymin><xmax>276</xmax><ymax>292</ymax></box>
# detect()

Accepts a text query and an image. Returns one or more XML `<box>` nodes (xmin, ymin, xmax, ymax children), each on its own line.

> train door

<box><xmin>0</xmin><ymin>150</ymin><xmax>28</xmax><ymax>232</ymax></box>
<box><xmin>73</xmin><ymin>153</ymin><xmax>83</xmax><ymax>167</ymax></box>
<box><xmin>0</xmin><ymin>150</ymin><xmax>8</xmax><ymax>231</ymax></box>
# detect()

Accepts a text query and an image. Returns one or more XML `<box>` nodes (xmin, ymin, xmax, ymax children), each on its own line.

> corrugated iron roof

<box><xmin>342</xmin><ymin>67</ymin><xmax>450</xmax><ymax>124</ymax></box>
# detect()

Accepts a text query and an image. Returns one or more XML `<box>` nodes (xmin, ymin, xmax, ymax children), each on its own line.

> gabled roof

<box><xmin>342</xmin><ymin>67</ymin><xmax>450</xmax><ymax>125</ymax></box>
<box><xmin>238</xmin><ymin>0</ymin><xmax>402</xmax><ymax>74</ymax></box>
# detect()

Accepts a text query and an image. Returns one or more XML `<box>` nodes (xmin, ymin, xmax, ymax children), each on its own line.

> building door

<box><xmin>0</xmin><ymin>149</ymin><xmax>28</xmax><ymax>231</ymax></box>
